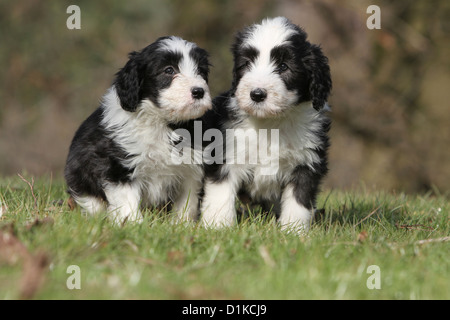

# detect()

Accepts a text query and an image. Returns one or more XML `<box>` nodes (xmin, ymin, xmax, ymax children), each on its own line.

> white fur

<box><xmin>159</xmin><ymin>37</ymin><xmax>201</xmax><ymax>79</ymax></box>
<box><xmin>201</xmin><ymin>17</ymin><xmax>328</xmax><ymax>233</ymax></box>
<box><xmin>201</xmin><ymin>101</ymin><xmax>326</xmax><ymax>228</ymax></box>
<box><xmin>158</xmin><ymin>37</ymin><xmax>196</xmax><ymax>70</ymax></box>
<box><xmin>0</xmin><ymin>200</ymin><xmax>5</xmax><ymax>218</ymax></box>
<box><xmin>244</xmin><ymin>17</ymin><xmax>296</xmax><ymax>53</ymax></box>
<box><xmin>279</xmin><ymin>185</ymin><xmax>313</xmax><ymax>233</ymax></box>
<box><xmin>73</xmin><ymin>195</ymin><xmax>105</xmax><ymax>216</ymax></box>
<box><xmin>235</xmin><ymin>70</ymin><xmax>297</xmax><ymax>118</ymax></box>
<box><xmin>226</xmin><ymin>98</ymin><xmax>326</xmax><ymax>180</ymax></box>
<box><xmin>235</xmin><ymin>57</ymin><xmax>297</xmax><ymax>118</ymax></box>
<box><xmin>96</xmin><ymin>87</ymin><xmax>205</xmax><ymax>224</ymax></box>
<box><xmin>201</xmin><ymin>178</ymin><xmax>238</xmax><ymax>228</ymax></box>
<box><xmin>104</xmin><ymin>182</ymin><xmax>142</xmax><ymax>224</ymax></box>
<box><xmin>158</xmin><ymin>75</ymin><xmax>211</xmax><ymax>122</ymax></box>
<box><xmin>235</xmin><ymin>17</ymin><xmax>300</xmax><ymax>118</ymax></box>
<box><xmin>156</xmin><ymin>37</ymin><xmax>211</xmax><ymax>123</ymax></box>
<box><xmin>69</xmin><ymin>37</ymin><xmax>210</xmax><ymax>224</ymax></box>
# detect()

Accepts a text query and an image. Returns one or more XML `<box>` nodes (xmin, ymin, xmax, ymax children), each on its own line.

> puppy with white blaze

<box><xmin>65</xmin><ymin>36</ymin><xmax>212</xmax><ymax>224</ymax></box>
<box><xmin>201</xmin><ymin>17</ymin><xmax>332</xmax><ymax>233</ymax></box>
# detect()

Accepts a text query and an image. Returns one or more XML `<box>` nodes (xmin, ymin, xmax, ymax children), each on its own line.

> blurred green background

<box><xmin>1</xmin><ymin>0</ymin><xmax>449</xmax><ymax>193</ymax></box>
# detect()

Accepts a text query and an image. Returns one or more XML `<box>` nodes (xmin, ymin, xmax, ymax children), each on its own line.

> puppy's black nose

<box><xmin>191</xmin><ymin>87</ymin><xmax>205</xmax><ymax>99</ymax></box>
<box><xmin>250</xmin><ymin>88</ymin><xmax>267</xmax><ymax>102</ymax></box>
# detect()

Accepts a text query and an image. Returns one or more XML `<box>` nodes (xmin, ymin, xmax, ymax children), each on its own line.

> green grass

<box><xmin>0</xmin><ymin>175</ymin><xmax>448</xmax><ymax>299</ymax></box>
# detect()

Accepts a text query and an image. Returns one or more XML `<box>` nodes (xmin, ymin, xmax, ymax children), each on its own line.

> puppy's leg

<box><xmin>104</xmin><ymin>183</ymin><xmax>142</xmax><ymax>224</ymax></box>
<box><xmin>279</xmin><ymin>185</ymin><xmax>314</xmax><ymax>234</ymax></box>
<box><xmin>173</xmin><ymin>178</ymin><xmax>202</xmax><ymax>222</ymax></box>
<box><xmin>201</xmin><ymin>177</ymin><xmax>237</xmax><ymax>228</ymax></box>
<box><xmin>73</xmin><ymin>195</ymin><xmax>106</xmax><ymax>215</ymax></box>
<box><xmin>279</xmin><ymin>165</ymin><xmax>323</xmax><ymax>234</ymax></box>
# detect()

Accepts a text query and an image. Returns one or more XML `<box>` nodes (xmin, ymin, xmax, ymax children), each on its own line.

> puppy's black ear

<box><xmin>114</xmin><ymin>52</ymin><xmax>143</xmax><ymax>112</ymax></box>
<box><xmin>303</xmin><ymin>44</ymin><xmax>332</xmax><ymax>111</ymax></box>
<box><xmin>230</xmin><ymin>28</ymin><xmax>250</xmax><ymax>94</ymax></box>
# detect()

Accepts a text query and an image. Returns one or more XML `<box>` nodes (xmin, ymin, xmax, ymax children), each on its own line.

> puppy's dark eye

<box><xmin>277</xmin><ymin>63</ymin><xmax>288</xmax><ymax>73</ymax></box>
<box><xmin>238</xmin><ymin>61</ymin><xmax>250</xmax><ymax>71</ymax></box>
<box><xmin>164</xmin><ymin>67</ymin><xmax>175</xmax><ymax>75</ymax></box>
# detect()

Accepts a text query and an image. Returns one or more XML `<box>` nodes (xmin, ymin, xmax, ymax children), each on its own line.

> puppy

<box><xmin>65</xmin><ymin>36</ymin><xmax>212</xmax><ymax>224</ymax></box>
<box><xmin>201</xmin><ymin>17</ymin><xmax>332</xmax><ymax>233</ymax></box>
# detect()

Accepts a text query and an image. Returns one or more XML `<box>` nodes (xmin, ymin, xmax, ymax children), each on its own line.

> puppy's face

<box><xmin>115</xmin><ymin>36</ymin><xmax>212</xmax><ymax>122</ymax></box>
<box><xmin>232</xmin><ymin>17</ymin><xmax>331</xmax><ymax>118</ymax></box>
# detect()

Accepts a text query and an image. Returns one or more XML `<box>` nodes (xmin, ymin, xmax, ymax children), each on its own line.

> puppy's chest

<box><xmin>232</xmin><ymin>116</ymin><xmax>323</xmax><ymax>200</ymax></box>
<box><xmin>130</xmin><ymin>134</ymin><xmax>202</xmax><ymax>202</ymax></box>
<box><xmin>115</xmin><ymin>120</ymin><xmax>199</xmax><ymax>184</ymax></box>
<box><xmin>243</xmin><ymin>153</ymin><xmax>300</xmax><ymax>201</ymax></box>
<box><xmin>130</xmin><ymin>133</ymin><xmax>199</xmax><ymax>178</ymax></box>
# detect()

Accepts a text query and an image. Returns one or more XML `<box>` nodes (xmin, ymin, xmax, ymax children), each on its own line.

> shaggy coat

<box><xmin>200</xmin><ymin>17</ymin><xmax>332</xmax><ymax>233</ymax></box>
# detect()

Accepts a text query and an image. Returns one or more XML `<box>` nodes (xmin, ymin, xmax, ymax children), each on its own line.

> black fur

<box><xmin>231</xmin><ymin>23</ymin><xmax>331</xmax><ymax>111</ymax></box>
<box><xmin>201</xmin><ymin>17</ymin><xmax>332</xmax><ymax>228</ymax></box>
<box><xmin>114</xmin><ymin>38</ymin><xmax>183</xmax><ymax>112</ymax></box>
<box><xmin>302</xmin><ymin>44</ymin><xmax>332</xmax><ymax>111</ymax></box>
<box><xmin>114</xmin><ymin>37</ymin><xmax>211</xmax><ymax>112</ymax></box>
<box><xmin>65</xmin><ymin>37</ymin><xmax>210</xmax><ymax>210</ymax></box>
<box><xmin>64</xmin><ymin>107</ymin><xmax>133</xmax><ymax>201</ymax></box>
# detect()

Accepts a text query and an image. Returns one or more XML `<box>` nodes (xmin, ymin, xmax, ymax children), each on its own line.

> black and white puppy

<box><xmin>65</xmin><ymin>36</ymin><xmax>211</xmax><ymax>224</ymax></box>
<box><xmin>201</xmin><ymin>17</ymin><xmax>332</xmax><ymax>233</ymax></box>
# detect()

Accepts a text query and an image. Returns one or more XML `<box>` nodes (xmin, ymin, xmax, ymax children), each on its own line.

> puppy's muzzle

<box><xmin>191</xmin><ymin>87</ymin><xmax>205</xmax><ymax>100</ymax></box>
<box><xmin>250</xmin><ymin>88</ymin><xmax>267</xmax><ymax>102</ymax></box>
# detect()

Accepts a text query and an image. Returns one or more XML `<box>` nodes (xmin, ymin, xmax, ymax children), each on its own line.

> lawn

<box><xmin>0</xmin><ymin>175</ymin><xmax>448</xmax><ymax>300</ymax></box>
